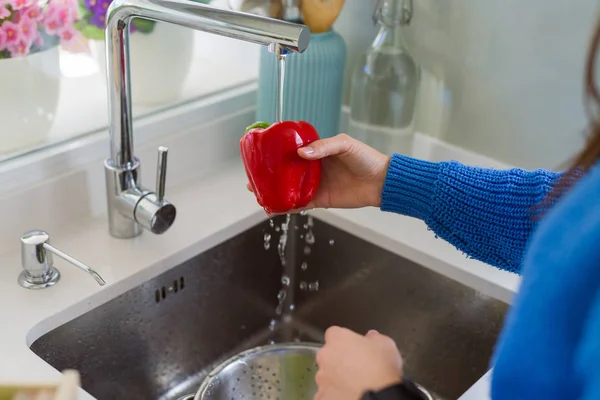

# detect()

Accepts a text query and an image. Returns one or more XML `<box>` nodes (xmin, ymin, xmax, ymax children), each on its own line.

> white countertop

<box><xmin>0</xmin><ymin>160</ymin><xmax>518</xmax><ymax>399</ymax></box>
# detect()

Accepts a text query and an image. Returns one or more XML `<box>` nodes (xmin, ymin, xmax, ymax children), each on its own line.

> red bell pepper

<box><xmin>240</xmin><ymin>120</ymin><xmax>322</xmax><ymax>214</ymax></box>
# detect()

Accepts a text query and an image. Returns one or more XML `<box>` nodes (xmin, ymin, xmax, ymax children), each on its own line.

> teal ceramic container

<box><xmin>256</xmin><ymin>30</ymin><xmax>347</xmax><ymax>139</ymax></box>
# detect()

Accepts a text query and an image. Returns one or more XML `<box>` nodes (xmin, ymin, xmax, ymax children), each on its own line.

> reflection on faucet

<box><xmin>103</xmin><ymin>0</ymin><xmax>310</xmax><ymax>238</ymax></box>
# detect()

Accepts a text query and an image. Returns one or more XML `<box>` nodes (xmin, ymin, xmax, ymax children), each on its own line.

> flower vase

<box><xmin>0</xmin><ymin>46</ymin><xmax>60</xmax><ymax>155</ymax></box>
<box><xmin>91</xmin><ymin>22</ymin><xmax>194</xmax><ymax>106</ymax></box>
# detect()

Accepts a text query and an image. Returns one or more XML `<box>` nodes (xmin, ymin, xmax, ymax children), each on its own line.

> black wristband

<box><xmin>360</xmin><ymin>378</ymin><xmax>429</xmax><ymax>400</ymax></box>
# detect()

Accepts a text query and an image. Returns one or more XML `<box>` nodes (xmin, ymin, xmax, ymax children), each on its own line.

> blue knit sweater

<box><xmin>380</xmin><ymin>154</ymin><xmax>600</xmax><ymax>400</ymax></box>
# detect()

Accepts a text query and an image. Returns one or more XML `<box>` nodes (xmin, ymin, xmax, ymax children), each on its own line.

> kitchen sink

<box><xmin>30</xmin><ymin>214</ymin><xmax>508</xmax><ymax>400</ymax></box>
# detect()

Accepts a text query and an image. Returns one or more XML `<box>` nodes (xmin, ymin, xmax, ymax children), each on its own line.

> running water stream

<box><xmin>262</xmin><ymin>48</ymin><xmax>324</xmax><ymax>343</ymax></box>
<box><xmin>266</xmin><ymin>47</ymin><xmax>294</xmax><ymax>341</ymax></box>
<box><xmin>275</xmin><ymin>50</ymin><xmax>286</xmax><ymax>123</ymax></box>
<box><xmin>264</xmin><ymin>213</ymin><xmax>318</xmax><ymax>343</ymax></box>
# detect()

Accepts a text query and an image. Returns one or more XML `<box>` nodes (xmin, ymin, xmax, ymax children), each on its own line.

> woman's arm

<box><xmin>250</xmin><ymin>133</ymin><xmax>562</xmax><ymax>273</ymax></box>
<box><xmin>381</xmin><ymin>154</ymin><xmax>563</xmax><ymax>274</ymax></box>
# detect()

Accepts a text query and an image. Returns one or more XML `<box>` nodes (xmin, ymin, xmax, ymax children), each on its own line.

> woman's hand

<box><xmin>314</xmin><ymin>326</ymin><xmax>404</xmax><ymax>400</ymax></box>
<box><xmin>246</xmin><ymin>134</ymin><xmax>391</xmax><ymax>213</ymax></box>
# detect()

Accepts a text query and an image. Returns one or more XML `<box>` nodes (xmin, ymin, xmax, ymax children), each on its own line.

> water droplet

<box><xmin>264</xmin><ymin>232</ymin><xmax>272</xmax><ymax>250</ymax></box>
<box><xmin>281</xmin><ymin>276</ymin><xmax>290</xmax><ymax>286</ymax></box>
<box><xmin>300</xmin><ymin>210</ymin><xmax>308</xmax><ymax>216</ymax></box>
<box><xmin>308</xmin><ymin>281</ymin><xmax>319</xmax><ymax>291</ymax></box>
<box><xmin>289</xmin><ymin>304</ymin><xmax>295</xmax><ymax>311</ymax></box>
<box><xmin>269</xmin><ymin>319</ymin><xmax>276</xmax><ymax>331</ymax></box>
<box><xmin>301</xmin><ymin>262</ymin><xmax>308</xmax><ymax>271</ymax></box>
<box><xmin>275</xmin><ymin>226</ymin><xmax>281</xmax><ymax>232</ymax></box>
<box><xmin>268</xmin><ymin>340</ymin><xmax>275</xmax><ymax>345</ymax></box>
<box><xmin>303</xmin><ymin>223</ymin><xmax>309</xmax><ymax>229</ymax></box>
<box><xmin>269</xmin><ymin>219</ymin><xmax>274</xmax><ymax>228</ymax></box>
<box><xmin>329</xmin><ymin>239</ymin><xmax>335</xmax><ymax>245</ymax></box>
<box><xmin>304</xmin><ymin>246</ymin><xmax>311</xmax><ymax>255</ymax></box>
<box><xmin>307</xmin><ymin>216</ymin><xmax>314</xmax><ymax>227</ymax></box>
<box><xmin>277</xmin><ymin>289</ymin><xmax>287</xmax><ymax>302</ymax></box>
<box><xmin>275</xmin><ymin>302</ymin><xmax>284</xmax><ymax>315</ymax></box>
<box><xmin>299</xmin><ymin>281</ymin><xmax>308</xmax><ymax>291</ymax></box>
<box><xmin>305</xmin><ymin>231</ymin><xmax>315</xmax><ymax>245</ymax></box>
<box><xmin>277</xmin><ymin>214</ymin><xmax>291</xmax><ymax>266</ymax></box>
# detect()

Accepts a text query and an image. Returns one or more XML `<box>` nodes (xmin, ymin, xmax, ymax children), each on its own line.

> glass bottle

<box><xmin>347</xmin><ymin>0</ymin><xmax>419</xmax><ymax>155</ymax></box>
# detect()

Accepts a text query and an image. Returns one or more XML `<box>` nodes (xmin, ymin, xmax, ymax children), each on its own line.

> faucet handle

<box><xmin>132</xmin><ymin>146</ymin><xmax>176</xmax><ymax>235</ymax></box>
<box><xmin>19</xmin><ymin>230</ymin><xmax>106</xmax><ymax>290</ymax></box>
<box><xmin>156</xmin><ymin>146</ymin><xmax>168</xmax><ymax>203</ymax></box>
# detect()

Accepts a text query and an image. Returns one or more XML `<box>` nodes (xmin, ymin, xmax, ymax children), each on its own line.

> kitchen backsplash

<box><xmin>333</xmin><ymin>0</ymin><xmax>599</xmax><ymax>170</ymax></box>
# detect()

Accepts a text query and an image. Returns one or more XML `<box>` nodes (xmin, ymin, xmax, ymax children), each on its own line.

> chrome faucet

<box><xmin>103</xmin><ymin>0</ymin><xmax>310</xmax><ymax>238</ymax></box>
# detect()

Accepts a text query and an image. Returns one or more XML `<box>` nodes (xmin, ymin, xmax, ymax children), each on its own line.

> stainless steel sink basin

<box><xmin>30</xmin><ymin>214</ymin><xmax>508</xmax><ymax>400</ymax></box>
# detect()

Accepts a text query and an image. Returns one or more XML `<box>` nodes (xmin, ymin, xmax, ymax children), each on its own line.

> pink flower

<box><xmin>33</xmin><ymin>32</ymin><xmax>43</xmax><ymax>47</ymax></box>
<box><xmin>0</xmin><ymin>4</ymin><xmax>11</xmax><ymax>19</ymax></box>
<box><xmin>1</xmin><ymin>21</ymin><xmax>22</xmax><ymax>45</ymax></box>
<box><xmin>56</xmin><ymin>5</ymin><xmax>75</xmax><ymax>26</ymax></box>
<box><xmin>40</xmin><ymin>2</ymin><xmax>55</xmax><ymax>21</ymax></box>
<box><xmin>57</xmin><ymin>25</ymin><xmax>75</xmax><ymax>42</ymax></box>
<box><xmin>0</xmin><ymin>28</ymin><xmax>6</xmax><ymax>51</ymax></box>
<box><xmin>45</xmin><ymin>0</ymin><xmax>76</xmax><ymax>21</ymax></box>
<box><xmin>22</xmin><ymin>4</ymin><xmax>42</xmax><ymax>21</ymax></box>
<box><xmin>8</xmin><ymin>37</ymin><xmax>32</xmax><ymax>56</ymax></box>
<box><xmin>61</xmin><ymin>0</ymin><xmax>78</xmax><ymax>11</ymax></box>
<box><xmin>42</xmin><ymin>1</ymin><xmax>76</xmax><ymax>35</ymax></box>
<box><xmin>18</xmin><ymin>16</ymin><xmax>37</xmax><ymax>41</ymax></box>
<box><xmin>0</xmin><ymin>0</ymin><xmax>79</xmax><ymax>57</ymax></box>
<box><xmin>12</xmin><ymin>9</ymin><xmax>21</xmax><ymax>22</ymax></box>
<box><xmin>41</xmin><ymin>14</ymin><xmax>61</xmax><ymax>35</ymax></box>
<box><xmin>8</xmin><ymin>0</ymin><xmax>33</xmax><ymax>11</ymax></box>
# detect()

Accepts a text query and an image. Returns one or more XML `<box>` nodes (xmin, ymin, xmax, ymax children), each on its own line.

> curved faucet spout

<box><xmin>105</xmin><ymin>0</ymin><xmax>309</xmax><ymax>168</ymax></box>
<box><xmin>102</xmin><ymin>0</ymin><xmax>310</xmax><ymax>239</ymax></box>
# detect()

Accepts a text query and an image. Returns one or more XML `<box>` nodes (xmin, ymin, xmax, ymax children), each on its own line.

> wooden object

<box><xmin>301</xmin><ymin>0</ymin><xmax>345</xmax><ymax>33</ymax></box>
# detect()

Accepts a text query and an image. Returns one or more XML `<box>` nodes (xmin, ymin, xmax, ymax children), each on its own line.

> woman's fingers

<box><xmin>298</xmin><ymin>133</ymin><xmax>355</xmax><ymax>160</ymax></box>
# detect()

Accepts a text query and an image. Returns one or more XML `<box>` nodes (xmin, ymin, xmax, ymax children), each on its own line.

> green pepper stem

<box><xmin>245</xmin><ymin>121</ymin><xmax>272</xmax><ymax>132</ymax></box>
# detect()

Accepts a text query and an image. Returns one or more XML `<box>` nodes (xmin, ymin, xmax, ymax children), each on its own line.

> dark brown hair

<box><xmin>577</xmin><ymin>20</ymin><xmax>600</xmax><ymax>170</ymax></box>
<box><xmin>543</xmin><ymin>19</ymin><xmax>600</xmax><ymax>205</ymax></box>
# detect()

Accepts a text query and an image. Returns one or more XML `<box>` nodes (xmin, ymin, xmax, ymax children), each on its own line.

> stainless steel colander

<box><xmin>194</xmin><ymin>342</ymin><xmax>321</xmax><ymax>400</ymax></box>
<box><xmin>194</xmin><ymin>342</ymin><xmax>435</xmax><ymax>400</ymax></box>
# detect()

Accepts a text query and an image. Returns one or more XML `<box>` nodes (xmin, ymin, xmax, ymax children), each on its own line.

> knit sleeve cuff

<box><xmin>380</xmin><ymin>154</ymin><xmax>440</xmax><ymax>221</ymax></box>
